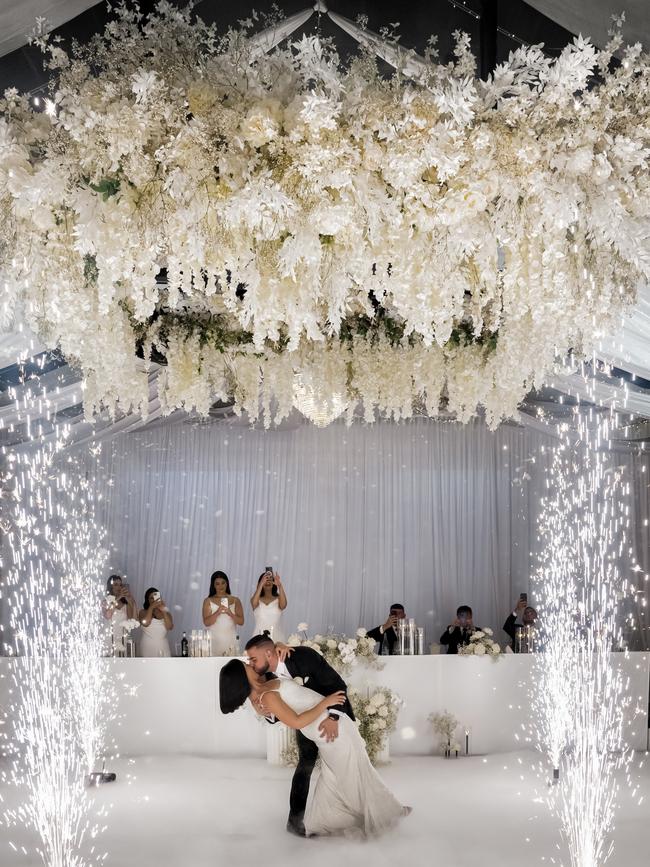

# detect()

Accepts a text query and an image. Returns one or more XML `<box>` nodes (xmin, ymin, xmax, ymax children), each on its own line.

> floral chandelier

<box><xmin>0</xmin><ymin>4</ymin><xmax>648</xmax><ymax>428</ymax></box>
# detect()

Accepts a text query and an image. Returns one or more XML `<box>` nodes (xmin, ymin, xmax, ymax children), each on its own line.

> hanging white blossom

<box><xmin>0</xmin><ymin>4</ymin><xmax>647</xmax><ymax>427</ymax></box>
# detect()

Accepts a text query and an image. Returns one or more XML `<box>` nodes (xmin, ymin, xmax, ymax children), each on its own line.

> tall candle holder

<box><xmin>407</xmin><ymin>618</ymin><xmax>415</xmax><ymax>655</ymax></box>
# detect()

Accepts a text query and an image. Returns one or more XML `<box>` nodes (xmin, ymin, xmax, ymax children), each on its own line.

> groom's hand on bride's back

<box><xmin>318</xmin><ymin>717</ymin><xmax>339</xmax><ymax>743</ymax></box>
<box><xmin>318</xmin><ymin>691</ymin><xmax>346</xmax><ymax>742</ymax></box>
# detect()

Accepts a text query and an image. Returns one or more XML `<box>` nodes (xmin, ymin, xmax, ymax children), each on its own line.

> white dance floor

<box><xmin>1</xmin><ymin>751</ymin><xmax>649</xmax><ymax>866</ymax></box>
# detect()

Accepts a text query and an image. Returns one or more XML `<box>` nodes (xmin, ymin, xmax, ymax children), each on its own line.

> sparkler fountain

<box><xmin>532</xmin><ymin>361</ymin><xmax>642</xmax><ymax>867</ymax></box>
<box><xmin>0</xmin><ymin>373</ymin><xmax>115</xmax><ymax>867</ymax></box>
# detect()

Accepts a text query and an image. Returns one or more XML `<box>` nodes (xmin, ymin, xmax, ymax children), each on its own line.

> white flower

<box><xmin>483</xmin><ymin>627</ymin><xmax>494</xmax><ymax>636</ymax></box>
<box><xmin>474</xmin><ymin>643</ymin><xmax>486</xmax><ymax>655</ymax></box>
<box><xmin>356</xmin><ymin>627</ymin><xmax>367</xmax><ymax>637</ymax></box>
<box><xmin>378</xmin><ymin>705</ymin><xmax>389</xmax><ymax>717</ymax></box>
<box><xmin>327</xmin><ymin>639</ymin><xmax>337</xmax><ymax>649</ymax></box>
<box><xmin>0</xmin><ymin>11</ymin><xmax>642</xmax><ymax>434</ymax></box>
<box><xmin>131</xmin><ymin>69</ymin><xmax>159</xmax><ymax>103</ymax></box>
<box><xmin>240</xmin><ymin>99</ymin><xmax>282</xmax><ymax>148</ymax></box>
<box><xmin>297</xmin><ymin>623</ymin><xmax>308</xmax><ymax>633</ymax></box>
<box><xmin>121</xmin><ymin>619</ymin><xmax>141</xmax><ymax>633</ymax></box>
<box><xmin>287</xmin><ymin>635</ymin><xmax>301</xmax><ymax>647</ymax></box>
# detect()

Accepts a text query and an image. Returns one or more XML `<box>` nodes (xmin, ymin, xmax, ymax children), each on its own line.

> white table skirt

<box><xmin>0</xmin><ymin>654</ymin><xmax>647</xmax><ymax>758</ymax></box>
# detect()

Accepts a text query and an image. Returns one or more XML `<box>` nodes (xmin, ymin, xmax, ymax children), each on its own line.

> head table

<box><xmin>0</xmin><ymin>654</ymin><xmax>647</xmax><ymax>758</ymax></box>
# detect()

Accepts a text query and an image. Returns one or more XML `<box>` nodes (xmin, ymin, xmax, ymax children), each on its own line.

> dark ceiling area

<box><xmin>0</xmin><ymin>0</ymin><xmax>576</xmax><ymax>94</ymax></box>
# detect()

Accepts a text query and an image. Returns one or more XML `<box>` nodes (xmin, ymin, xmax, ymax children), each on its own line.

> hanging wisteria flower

<box><xmin>0</xmin><ymin>4</ymin><xmax>648</xmax><ymax>426</ymax></box>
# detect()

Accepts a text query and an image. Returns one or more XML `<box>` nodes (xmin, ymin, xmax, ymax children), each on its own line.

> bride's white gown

<box><xmin>276</xmin><ymin>679</ymin><xmax>408</xmax><ymax>837</ymax></box>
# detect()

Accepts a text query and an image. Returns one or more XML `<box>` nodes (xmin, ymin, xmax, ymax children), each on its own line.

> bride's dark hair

<box><xmin>219</xmin><ymin>659</ymin><xmax>251</xmax><ymax>713</ymax></box>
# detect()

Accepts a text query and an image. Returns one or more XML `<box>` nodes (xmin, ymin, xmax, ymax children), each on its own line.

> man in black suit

<box><xmin>366</xmin><ymin>603</ymin><xmax>406</xmax><ymax>654</ymax></box>
<box><xmin>440</xmin><ymin>605</ymin><xmax>479</xmax><ymax>653</ymax></box>
<box><xmin>245</xmin><ymin>633</ymin><xmax>354</xmax><ymax>837</ymax></box>
<box><xmin>503</xmin><ymin>597</ymin><xmax>539</xmax><ymax>651</ymax></box>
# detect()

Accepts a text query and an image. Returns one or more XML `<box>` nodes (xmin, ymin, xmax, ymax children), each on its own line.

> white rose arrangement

<box><xmin>0</xmin><ymin>6</ymin><xmax>646</xmax><ymax>429</ymax></box>
<box><xmin>286</xmin><ymin>626</ymin><xmax>381</xmax><ymax>675</ymax></box>
<box><xmin>458</xmin><ymin>627</ymin><xmax>501</xmax><ymax>659</ymax></box>
<box><xmin>120</xmin><ymin>619</ymin><xmax>141</xmax><ymax>634</ymax></box>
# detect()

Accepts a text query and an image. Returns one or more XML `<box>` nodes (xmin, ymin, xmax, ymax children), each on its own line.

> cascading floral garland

<box><xmin>0</xmin><ymin>3</ymin><xmax>648</xmax><ymax>427</ymax></box>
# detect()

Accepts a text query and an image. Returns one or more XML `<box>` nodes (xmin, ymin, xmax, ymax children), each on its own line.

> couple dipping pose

<box><xmin>219</xmin><ymin>633</ymin><xmax>411</xmax><ymax>838</ymax></box>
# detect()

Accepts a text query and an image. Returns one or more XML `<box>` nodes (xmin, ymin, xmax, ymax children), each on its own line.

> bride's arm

<box><xmin>259</xmin><ymin>690</ymin><xmax>346</xmax><ymax>731</ymax></box>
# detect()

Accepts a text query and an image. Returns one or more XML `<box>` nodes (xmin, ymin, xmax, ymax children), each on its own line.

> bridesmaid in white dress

<box><xmin>202</xmin><ymin>570</ymin><xmax>244</xmax><ymax>656</ymax></box>
<box><xmin>251</xmin><ymin>570</ymin><xmax>287</xmax><ymax>642</ymax></box>
<box><xmin>138</xmin><ymin>587</ymin><xmax>174</xmax><ymax>657</ymax></box>
<box><xmin>102</xmin><ymin>575</ymin><xmax>138</xmax><ymax>655</ymax></box>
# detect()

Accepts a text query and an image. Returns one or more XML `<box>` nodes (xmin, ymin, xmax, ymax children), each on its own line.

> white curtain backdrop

<box><xmin>59</xmin><ymin>416</ymin><xmax>650</xmax><ymax>651</ymax></box>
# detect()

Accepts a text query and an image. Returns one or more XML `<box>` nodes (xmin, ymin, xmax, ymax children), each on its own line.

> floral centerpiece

<box><xmin>428</xmin><ymin>710</ymin><xmax>461</xmax><ymax>755</ymax></box>
<box><xmin>0</xmin><ymin>5</ymin><xmax>647</xmax><ymax>428</ymax></box>
<box><xmin>458</xmin><ymin>627</ymin><xmax>501</xmax><ymax>658</ymax></box>
<box><xmin>349</xmin><ymin>686</ymin><xmax>401</xmax><ymax>765</ymax></box>
<box><xmin>281</xmin><ymin>685</ymin><xmax>400</xmax><ymax>767</ymax></box>
<box><xmin>287</xmin><ymin>625</ymin><xmax>382</xmax><ymax>675</ymax></box>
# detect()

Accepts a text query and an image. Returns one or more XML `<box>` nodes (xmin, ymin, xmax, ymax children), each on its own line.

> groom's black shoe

<box><xmin>286</xmin><ymin>818</ymin><xmax>306</xmax><ymax>837</ymax></box>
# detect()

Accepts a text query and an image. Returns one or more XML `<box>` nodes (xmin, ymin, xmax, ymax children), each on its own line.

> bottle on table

<box><xmin>181</xmin><ymin>632</ymin><xmax>189</xmax><ymax>657</ymax></box>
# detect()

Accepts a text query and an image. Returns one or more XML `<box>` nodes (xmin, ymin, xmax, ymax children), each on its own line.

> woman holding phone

<box><xmin>139</xmin><ymin>587</ymin><xmax>174</xmax><ymax>657</ymax></box>
<box><xmin>251</xmin><ymin>568</ymin><xmax>287</xmax><ymax>642</ymax></box>
<box><xmin>203</xmin><ymin>570</ymin><xmax>244</xmax><ymax>656</ymax></box>
<box><xmin>102</xmin><ymin>574</ymin><xmax>138</xmax><ymax>655</ymax></box>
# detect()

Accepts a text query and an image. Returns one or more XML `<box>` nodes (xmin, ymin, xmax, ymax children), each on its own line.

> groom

<box><xmin>245</xmin><ymin>633</ymin><xmax>355</xmax><ymax>837</ymax></box>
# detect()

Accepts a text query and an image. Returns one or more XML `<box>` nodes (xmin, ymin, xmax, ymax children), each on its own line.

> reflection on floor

<box><xmin>1</xmin><ymin>752</ymin><xmax>649</xmax><ymax>866</ymax></box>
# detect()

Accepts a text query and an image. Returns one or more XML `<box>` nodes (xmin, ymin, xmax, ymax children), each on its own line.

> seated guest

<box><xmin>367</xmin><ymin>604</ymin><xmax>406</xmax><ymax>655</ymax></box>
<box><xmin>440</xmin><ymin>605</ymin><xmax>480</xmax><ymax>654</ymax></box>
<box><xmin>139</xmin><ymin>587</ymin><xmax>174</xmax><ymax>657</ymax></box>
<box><xmin>503</xmin><ymin>598</ymin><xmax>539</xmax><ymax>652</ymax></box>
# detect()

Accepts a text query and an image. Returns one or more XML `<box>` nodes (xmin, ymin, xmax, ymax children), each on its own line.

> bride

<box><xmin>219</xmin><ymin>657</ymin><xmax>410</xmax><ymax>838</ymax></box>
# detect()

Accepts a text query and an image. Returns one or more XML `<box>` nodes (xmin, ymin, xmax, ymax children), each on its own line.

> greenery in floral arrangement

<box><xmin>286</xmin><ymin>626</ymin><xmax>382</xmax><ymax>676</ymax></box>
<box><xmin>281</xmin><ymin>685</ymin><xmax>400</xmax><ymax>767</ymax></box>
<box><xmin>349</xmin><ymin>686</ymin><xmax>401</xmax><ymax>765</ymax></box>
<box><xmin>0</xmin><ymin>4</ymin><xmax>647</xmax><ymax>425</ymax></box>
<box><xmin>428</xmin><ymin>710</ymin><xmax>461</xmax><ymax>754</ymax></box>
<box><xmin>457</xmin><ymin>627</ymin><xmax>501</xmax><ymax>658</ymax></box>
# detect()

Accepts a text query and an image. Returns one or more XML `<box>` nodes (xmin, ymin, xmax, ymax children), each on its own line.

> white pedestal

<box><xmin>266</xmin><ymin>722</ymin><xmax>294</xmax><ymax>765</ymax></box>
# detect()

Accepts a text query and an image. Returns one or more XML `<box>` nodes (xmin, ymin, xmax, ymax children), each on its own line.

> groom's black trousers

<box><xmin>289</xmin><ymin>730</ymin><xmax>319</xmax><ymax>821</ymax></box>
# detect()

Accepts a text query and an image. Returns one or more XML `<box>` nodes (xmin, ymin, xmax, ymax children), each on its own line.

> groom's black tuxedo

<box><xmin>273</xmin><ymin>646</ymin><xmax>354</xmax><ymax>834</ymax></box>
<box><xmin>282</xmin><ymin>646</ymin><xmax>355</xmax><ymax>721</ymax></box>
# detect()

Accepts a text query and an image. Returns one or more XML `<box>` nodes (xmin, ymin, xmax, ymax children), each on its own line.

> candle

<box><xmin>465</xmin><ymin>730</ymin><xmax>470</xmax><ymax>755</ymax></box>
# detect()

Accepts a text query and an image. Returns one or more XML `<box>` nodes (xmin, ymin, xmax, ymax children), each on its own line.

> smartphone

<box><xmin>152</xmin><ymin>592</ymin><xmax>161</xmax><ymax>602</ymax></box>
<box><xmin>520</xmin><ymin>592</ymin><xmax>528</xmax><ymax>604</ymax></box>
<box><xmin>220</xmin><ymin>597</ymin><xmax>229</xmax><ymax>608</ymax></box>
<box><xmin>265</xmin><ymin>565</ymin><xmax>273</xmax><ymax>575</ymax></box>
